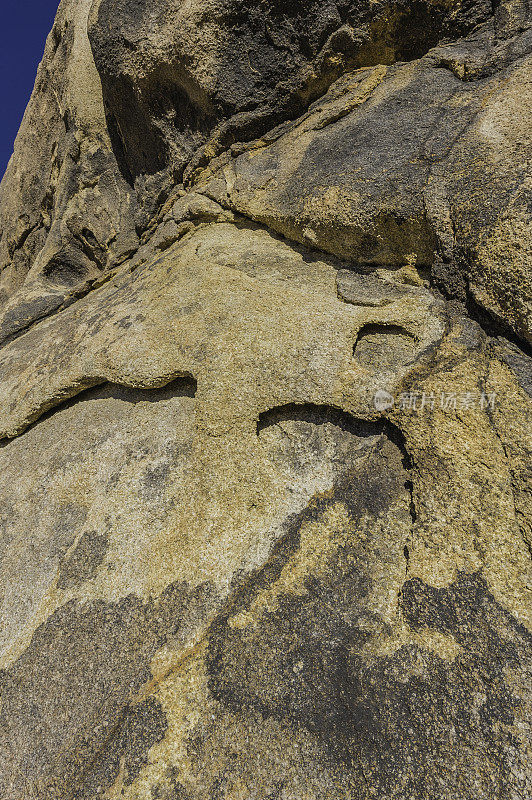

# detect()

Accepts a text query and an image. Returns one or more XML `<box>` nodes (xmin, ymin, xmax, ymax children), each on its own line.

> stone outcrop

<box><xmin>0</xmin><ymin>1</ymin><xmax>530</xmax><ymax>799</ymax></box>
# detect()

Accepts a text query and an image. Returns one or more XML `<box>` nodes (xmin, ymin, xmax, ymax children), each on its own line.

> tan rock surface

<box><xmin>0</xmin><ymin>1</ymin><xmax>530</xmax><ymax>799</ymax></box>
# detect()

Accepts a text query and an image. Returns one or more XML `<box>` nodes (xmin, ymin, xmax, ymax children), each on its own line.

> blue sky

<box><xmin>0</xmin><ymin>1</ymin><xmax>60</xmax><ymax>180</ymax></box>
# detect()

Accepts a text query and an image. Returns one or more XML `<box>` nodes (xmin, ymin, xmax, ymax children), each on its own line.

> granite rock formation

<box><xmin>0</xmin><ymin>1</ymin><xmax>530</xmax><ymax>798</ymax></box>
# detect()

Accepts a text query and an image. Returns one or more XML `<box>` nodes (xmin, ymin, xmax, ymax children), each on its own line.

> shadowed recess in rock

<box><xmin>0</xmin><ymin>375</ymin><xmax>198</xmax><ymax>447</ymax></box>
<box><xmin>88</xmin><ymin>0</ymin><xmax>495</xmax><ymax>191</ymax></box>
<box><xmin>257</xmin><ymin>402</ymin><xmax>382</xmax><ymax>437</ymax></box>
<box><xmin>353</xmin><ymin>323</ymin><xmax>419</xmax><ymax>369</ymax></box>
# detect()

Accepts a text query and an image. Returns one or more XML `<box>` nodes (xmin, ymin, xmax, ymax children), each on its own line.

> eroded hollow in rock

<box><xmin>258</xmin><ymin>403</ymin><xmax>385</xmax><ymax>504</ymax></box>
<box><xmin>353</xmin><ymin>323</ymin><xmax>418</xmax><ymax>370</ymax></box>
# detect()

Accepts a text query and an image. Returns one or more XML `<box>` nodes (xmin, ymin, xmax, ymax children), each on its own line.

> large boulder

<box><xmin>0</xmin><ymin>1</ymin><xmax>530</xmax><ymax>799</ymax></box>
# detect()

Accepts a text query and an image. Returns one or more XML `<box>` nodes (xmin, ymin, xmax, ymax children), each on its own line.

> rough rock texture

<box><xmin>0</xmin><ymin>0</ymin><xmax>139</xmax><ymax>341</ymax></box>
<box><xmin>0</xmin><ymin>1</ymin><xmax>530</xmax><ymax>799</ymax></box>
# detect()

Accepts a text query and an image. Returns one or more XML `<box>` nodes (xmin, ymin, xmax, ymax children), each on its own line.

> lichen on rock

<box><xmin>0</xmin><ymin>1</ymin><xmax>530</xmax><ymax>798</ymax></box>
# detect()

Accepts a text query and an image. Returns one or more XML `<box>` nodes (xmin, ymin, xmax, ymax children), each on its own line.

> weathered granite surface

<box><xmin>0</xmin><ymin>1</ymin><xmax>530</xmax><ymax>799</ymax></box>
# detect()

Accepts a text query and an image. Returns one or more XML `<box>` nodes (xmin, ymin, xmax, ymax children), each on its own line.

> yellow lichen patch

<box><xmin>228</xmin><ymin>502</ymin><xmax>359</xmax><ymax>630</ymax></box>
<box><xmin>361</xmin><ymin>618</ymin><xmax>462</xmax><ymax>663</ymax></box>
<box><xmin>113</xmin><ymin>644</ymin><xmax>212</xmax><ymax>800</ymax></box>
<box><xmin>473</xmin><ymin>202</ymin><xmax>531</xmax><ymax>343</ymax></box>
<box><xmin>397</xmin><ymin>253</ymin><xmax>426</xmax><ymax>287</ymax></box>
<box><xmin>309</xmin><ymin>65</ymin><xmax>388</xmax><ymax>131</ymax></box>
<box><xmin>303</xmin><ymin>186</ymin><xmax>362</xmax><ymax>226</ymax></box>
<box><xmin>121</xmin><ymin>642</ymin><xmax>357</xmax><ymax>799</ymax></box>
<box><xmin>132</xmin><ymin>633</ymin><xmax>211</xmax><ymax>710</ymax></box>
<box><xmin>392</xmin><ymin>336</ymin><xmax>532</xmax><ymax>630</ymax></box>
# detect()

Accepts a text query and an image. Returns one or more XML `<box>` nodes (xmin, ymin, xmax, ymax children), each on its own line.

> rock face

<box><xmin>0</xmin><ymin>1</ymin><xmax>530</xmax><ymax>799</ymax></box>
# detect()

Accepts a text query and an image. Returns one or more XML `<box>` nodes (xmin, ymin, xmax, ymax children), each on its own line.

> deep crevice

<box><xmin>430</xmin><ymin>260</ymin><xmax>532</xmax><ymax>359</ymax></box>
<box><xmin>464</xmin><ymin>290</ymin><xmax>532</xmax><ymax>359</ymax></box>
<box><xmin>404</xmin><ymin>480</ymin><xmax>417</xmax><ymax>524</ymax></box>
<box><xmin>121</xmin><ymin>4</ymin><xmax>502</xmax><ymax>189</ymax></box>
